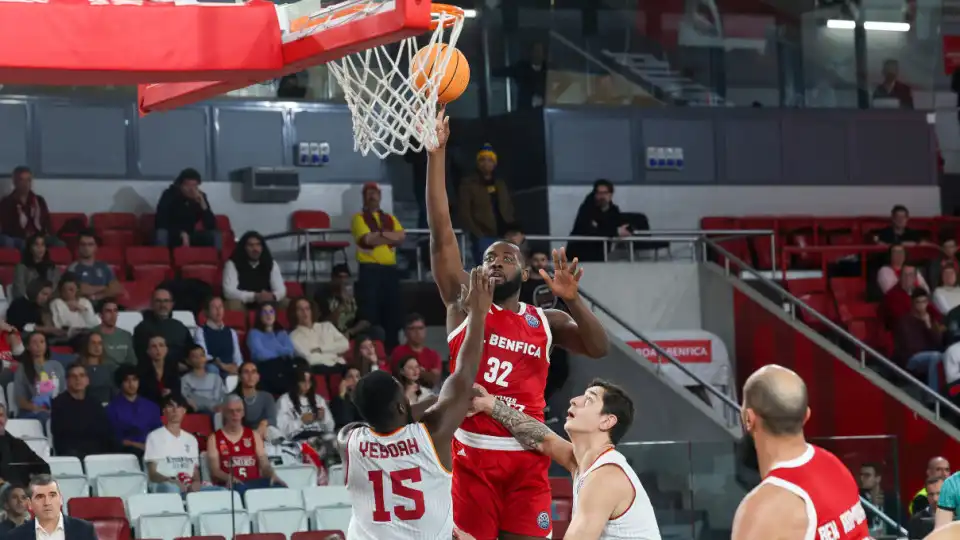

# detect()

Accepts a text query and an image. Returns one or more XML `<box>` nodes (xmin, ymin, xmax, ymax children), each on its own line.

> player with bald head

<box><xmin>732</xmin><ymin>365</ymin><xmax>871</xmax><ymax>540</ymax></box>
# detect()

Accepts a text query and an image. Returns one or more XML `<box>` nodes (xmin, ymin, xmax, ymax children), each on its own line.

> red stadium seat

<box><xmin>180</xmin><ymin>265</ymin><xmax>221</xmax><ymax>292</ymax></box>
<box><xmin>93</xmin><ymin>246</ymin><xmax>125</xmax><ymax>267</ymax></box>
<box><xmin>174</xmin><ymin>247</ymin><xmax>219</xmax><ymax>268</ymax></box>
<box><xmin>99</xmin><ymin>229</ymin><xmax>138</xmax><ymax>248</ymax></box>
<box><xmin>830</xmin><ymin>277</ymin><xmax>867</xmax><ymax>305</ymax></box>
<box><xmin>126</xmin><ymin>246</ymin><xmax>170</xmax><ymax>266</ymax></box>
<box><xmin>215</xmin><ymin>215</ymin><xmax>233</xmax><ymax>233</ymax></box>
<box><xmin>0</xmin><ymin>266</ymin><xmax>14</xmax><ymax>286</ymax></box>
<box><xmin>292</xmin><ymin>532</ymin><xmax>345</xmax><ymax>540</ymax></box>
<box><xmin>90</xmin><ymin>519</ymin><xmax>130</xmax><ymax>540</ymax></box>
<box><xmin>237</xmin><ymin>534</ymin><xmax>286</xmax><ymax>540</ymax></box>
<box><xmin>139</xmin><ymin>214</ymin><xmax>157</xmax><ymax>243</ymax></box>
<box><xmin>313</xmin><ymin>374</ymin><xmax>330</xmax><ymax>400</ymax></box>
<box><xmin>118</xmin><ymin>280</ymin><xmax>154</xmax><ymax>311</ymax></box>
<box><xmin>132</xmin><ymin>265</ymin><xmax>174</xmax><ymax>286</ymax></box>
<box><xmin>69</xmin><ymin>496</ymin><xmax>126</xmax><ymax>520</ymax></box>
<box><xmin>222</xmin><ymin>309</ymin><xmax>247</xmax><ymax>330</ymax></box>
<box><xmin>291</xmin><ymin>210</ymin><xmax>350</xmax><ymax>281</ymax></box>
<box><xmin>48</xmin><ymin>246</ymin><xmax>72</xmax><ymax>266</ymax></box>
<box><xmin>0</xmin><ymin>248</ymin><xmax>20</xmax><ymax>265</ymax></box>
<box><xmin>50</xmin><ymin>345</ymin><xmax>74</xmax><ymax>355</ymax></box>
<box><xmin>176</xmin><ymin>537</ymin><xmax>227</xmax><ymax>540</ymax></box>
<box><xmin>92</xmin><ymin>212</ymin><xmax>138</xmax><ymax>231</ymax></box>
<box><xmin>50</xmin><ymin>212</ymin><xmax>88</xmax><ymax>234</ymax></box>
<box><xmin>285</xmin><ymin>281</ymin><xmax>304</xmax><ymax>298</ymax></box>
<box><xmin>180</xmin><ymin>413</ymin><xmax>213</xmax><ymax>440</ymax></box>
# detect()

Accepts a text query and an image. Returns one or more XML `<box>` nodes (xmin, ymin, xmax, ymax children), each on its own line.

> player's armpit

<box><xmin>732</xmin><ymin>484</ymin><xmax>808</xmax><ymax>540</ymax></box>
<box><xmin>563</xmin><ymin>466</ymin><xmax>633</xmax><ymax>540</ymax></box>
<box><xmin>544</xmin><ymin>307</ymin><xmax>609</xmax><ymax>359</ymax></box>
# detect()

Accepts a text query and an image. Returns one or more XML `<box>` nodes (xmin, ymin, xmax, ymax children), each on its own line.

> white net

<box><xmin>291</xmin><ymin>1</ymin><xmax>464</xmax><ymax>158</ymax></box>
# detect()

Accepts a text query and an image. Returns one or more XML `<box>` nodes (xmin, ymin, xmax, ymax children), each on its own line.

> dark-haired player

<box><xmin>464</xmin><ymin>380</ymin><xmax>661</xmax><ymax>540</ymax></box>
<box><xmin>340</xmin><ymin>267</ymin><xmax>492</xmax><ymax>539</ymax></box>
<box><xmin>427</xmin><ymin>110</ymin><xmax>609</xmax><ymax>539</ymax></box>
<box><xmin>732</xmin><ymin>365</ymin><xmax>871</xmax><ymax>540</ymax></box>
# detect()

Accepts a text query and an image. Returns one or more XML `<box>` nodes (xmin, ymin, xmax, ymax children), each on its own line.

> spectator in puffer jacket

<box><xmin>154</xmin><ymin>168</ymin><xmax>220</xmax><ymax>249</ymax></box>
<box><xmin>133</xmin><ymin>287</ymin><xmax>195</xmax><ymax>369</ymax></box>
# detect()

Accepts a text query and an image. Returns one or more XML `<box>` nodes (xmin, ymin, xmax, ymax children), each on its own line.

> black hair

<box><xmin>503</xmin><ymin>223</ymin><xmax>524</xmax><ymax>236</ymax></box>
<box><xmin>175</xmin><ymin>168</ymin><xmax>202</xmax><ymax>185</ymax></box>
<box><xmin>2</xmin><ymin>484</ymin><xmax>25</xmax><ymax>506</ymax></box>
<box><xmin>20</xmin><ymin>234</ymin><xmax>53</xmax><ymax>276</ymax></box>
<box><xmin>331</xmin><ymin>263</ymin><xmax>351</xmax><ymax>278</ymax></box>
<box><xmin>395</xmin><ymin>356</ymin><xmax>420</xmax><ymax>385</ymax></box>
<box><xmin>78</xmin><ymin>332</ymin><xmax>102</xmax><ymax>361</ymax></box>
<box><xmin>26</xmin><ymin>277</ymin><xmax>52</xmax><ymax>304</ymax></box>
<box><xmin>204</xmin><ymin>295</ymin><xmax>223</xmax><ymax>312</ymax></box>
<box><xmin>12</xmin><ymin>166</ymin><xmax>31</xmax><ymax>179</ymax></box>
<box><xmin>230</xmin><ymin>231</ymin><xmax>274</xmax><ymax>271</ymax></box>
<box><xmin>99</xmin><ymin>299</ymin><xmax>119</xmax><ymax>312</ymax></box>
<box><xmin>588</xmin><ymin>378</ymin><xmax>634</xmax><ymax>444</ymax></box>
<box><xmin>18</xmin><ymin>332</ymin><xmax>49</xmax><ymax>385</ymax></box>
<box><xmin>253</xmin><ymin>301</ymin><xmax>280</xmax><ymax>332</ymax></box>
<box><xmin>65</xmin><ymin>362</ymin><xmax>86</xmax><ymax>377</ymax></box>
<box><xmin>891</xmin><ymin>204</ymin><xmax>909</xmax><ymax>216</ymax></box>
<box><xmin>233</xmin><ymin>360</ymin><xmax>259</xmax><ymax>396</ymax></box>
<box><xmin>114</xmin><ymin>364</ymin><xmax>139</xmax><ymax>387</ymax></box>
<box><xmin>860</xmin><ymin>462</ymin><xmax>883</xmax><ymax>475</ymax></box>
<box><xmin>351</xmin><ymin>334</ymin><xmax>379</xmax><ymax>374</ymax></box>
<box><xmin>287</xmin><ymin>367</ymin><xmax>320</xmax><ymax>417</ymax></box>
<box><xmin>76</xmin><ymin>228</ymin><xmax>99</xmax><ymax>244</ymax></box>
<box><xmin>160</xmin><ymin>393</ymin><xmax>188</xmax><ymax>409</ymax></box>
<box><xmin>593</xmin><ymin>178</ymin><xmax>614</xmax><ymax>194</ymax></box>
<box><xmin>404</xmin><ymin>313</ymin><xmax>425</xmax><ymax>327</ymax></box>
<box><xmin>353</xmin><ymin>369</ymin><xmax>404</xmax><ymax>431</ymax></box>
<box><xmin>56</xmin><ymin>272</ymin><xmax>80</xmax><ymax>298</ymax></box>
<box><xmin>911</xmin><ymin>288</ymin><xmax>930</xmax><ymax>301</ymax></box>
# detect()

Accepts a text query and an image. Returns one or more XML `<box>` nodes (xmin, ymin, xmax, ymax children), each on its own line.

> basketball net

<box><xmin>315</xmin><ymin>3</ymin><xmax>464</xmax><ymax>158</ymax></box>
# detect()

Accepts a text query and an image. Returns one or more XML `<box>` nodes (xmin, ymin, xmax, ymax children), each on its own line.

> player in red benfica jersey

<box><xmin>426</xmin><ymin>110</ymin><xmax>610</xmax><ymax>540</ymax></box>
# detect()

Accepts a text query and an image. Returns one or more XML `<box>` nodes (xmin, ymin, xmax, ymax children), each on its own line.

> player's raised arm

<box><xmin>471</xmin><ymin>385</ymin><xmax>577</xmax><ymax>472</ymax></box>
<box><xmin>731</xmin><ymin>484</ymin><xmax>808</xmax><ymax>540</ymax></box>
<box><xmin>540</xmin><ymin>248</ymin><xmax>609</xmax><ymax>358</ymax></box>
<box><xmin>422</xmin><ymin>267</ymin><xmax>492</xmax><ymax>443</ymax></box>
<box><xmin>426</xmin><ymin>108</ymin><xmax>469</xmax><ymax>306</ymax></box>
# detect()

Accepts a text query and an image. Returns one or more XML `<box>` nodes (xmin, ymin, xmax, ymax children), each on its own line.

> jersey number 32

<box><xmin>482</xmin><ymin>357</ymin><xmax>512</xmax><ymax>387</ymax></box>
<box><xmin>368</xmin><ymin>467</ymin><xmax>425</xmax><ymax>522</ymax></box>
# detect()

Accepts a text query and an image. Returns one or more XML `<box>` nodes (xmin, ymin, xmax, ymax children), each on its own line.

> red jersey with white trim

<box><xmin>758</xmin><ymin>444</ymin><xmax>871</xmax><ymax>540</ymax></box>
<box><xmin>214</xmin><ymin>427</ymin><xmax>261</xmax><ymax>483</ymax></box>
<box><xmin>447</xmin><ymin>302</ymin><xmax>551</xmax><ymax>438</ymax></box>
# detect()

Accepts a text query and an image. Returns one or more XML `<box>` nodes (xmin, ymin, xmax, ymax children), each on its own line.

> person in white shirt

<box><xmin>222</xmin><ymin>231</ymin><xmax>287</xmax><ymax>311</ymax></box>
<box><xmin>144</xmin><ymin>394</ymin><xmax>223</xmax><ymax>494</ymax></box>
<box><xmin>276</xmin><ymin>367</ymin><xmax>335</xmax><ymax>440</ymax></box>
<box><xmin>934</xmin><ymin>266</ymin><xmax>960</xmax><ymax>315</ymax></box>
<box><xmin>466</xmin><ymin>380</ymin><xmax>661</xmax><ymax>540</ymax></box>
<box><xmin>288</xmin><ymin>297</ymin><xmax>349</xmax><ymax>371</ymax></box>
<box><xmin>48</xmin><ymin>274</ymin><xmax>98</xmax><ymax>332</ymax></box>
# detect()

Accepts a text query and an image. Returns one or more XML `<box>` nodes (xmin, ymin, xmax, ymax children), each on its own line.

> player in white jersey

<box><xmin>339</xmin><ymin>267</ymin><xmax>492</xmax><ymax>540</ymax></box>
<box><xmin>466</xmin><ymin>380</ymin><xmax>661</xmax><ymax>540</ymax></box>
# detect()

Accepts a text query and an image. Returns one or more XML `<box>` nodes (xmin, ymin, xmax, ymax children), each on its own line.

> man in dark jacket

<box><xmin>6</xmin><ymin>475</ymin><xmax>97</xmax><ymax>540</ymax></box>
<box><xmin>0</xmin><ymin>404</ymin><xmax>49</xmax><ymax>490</ymax></box>
<box><xmin>132</xmin><ymin>287</ymin><xmax>195</xmax><ymax>368</ymax></box>
<box><xmin>566</xmin><ymin>179</ymin><xmax>632</xmax><ymax>262</ymax></box>
<box><xmin>51</xmin><ymin>363</ymin><xmax>118</xmax><ymax>459</ymax></box>
<box><xmin>0</xmin><ymin>166</ymin><xmax>63</xmax><ymax>250</ymax></box>
<box><xmin>908</xmin><ymin>476</ymin><xmax>941</xmax><ymax>539</ymax></box>
<box><xmin>154</xmin><ymin>168</ymin><xmax>220</xmax><ymax>249</ymax></box>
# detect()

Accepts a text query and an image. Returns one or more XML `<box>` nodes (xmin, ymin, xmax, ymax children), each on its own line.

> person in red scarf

<box><xmin>350</xmin><ymin>182</ymin><xmax>405</xmax><ymax>350</ymax></box>
<box><xmin>0</xmin><ymin>166</ymin><xmax>63</xmax><ymax>250</ymax></box>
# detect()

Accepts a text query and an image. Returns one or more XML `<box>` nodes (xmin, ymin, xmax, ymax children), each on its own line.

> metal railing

<box><xmin>699</xmin><ymin>236</ymin><xmax>960</xmax><ymax>424</ymax></box>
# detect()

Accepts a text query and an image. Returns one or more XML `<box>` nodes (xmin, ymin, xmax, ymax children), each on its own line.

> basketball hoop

<box><xmin>304</xmin><ymin>2</ymin><xmax>465</xmax><ymax>158</ymax></box>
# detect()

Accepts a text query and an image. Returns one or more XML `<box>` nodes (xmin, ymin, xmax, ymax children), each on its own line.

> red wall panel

<box><xmin>734</xmin><ymin>289</ymin><xmax>960</xmax><ymax>505</ymax></box>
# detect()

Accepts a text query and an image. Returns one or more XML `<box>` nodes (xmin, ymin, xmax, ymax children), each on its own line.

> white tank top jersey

<box><xmin>345</xmin><ymin>422</ymin><xmax>453</xmax><ymax>540</ymax></box>
<box><xmin>573</xmin><ymin>449</ymin><xmax>662</xmax><ymax>540</ymax></box>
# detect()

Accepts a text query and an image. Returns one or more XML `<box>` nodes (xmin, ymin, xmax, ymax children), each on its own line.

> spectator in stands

<box><xmin>396</xmin><ymin>356</ymin><xmax>435</xmax><ymax>405</ymax></box>
<box><xmin>873</xmin><ymin>59</ymin><xmax>914</xmax><ymax>109</ymax></box>
<box><xmin>232</xmin><ymin>361</ymin><xmax>278</xmax><ymax>441</ymax></box>
<box><xmin>316</xmin><ymin>264</ymin><xmax>375</xmax><ymax>340</ymax></box>
<box><xmin>95</xmin><ymin>300</ymin><xmax>136</xmax><ymax>369</ymax></box>
<box><xmin>50</xmin><ymin>363</ymin><xmax>117</xmax><ymax>459</ymax></box>
<box><xmin>330</xmin><ymin>366</ymin><xmax>361</xmax><ymax>429</ymax></box>
<box><xmin>137</xmin><ymin>335</ymin><xmax>183</xmax><ymax>405</ymax></box>
<box><xmin>67</xmin><ymin>229</ymin><xmax>124</xmax><ymax>304</ymax></box>
<box><xmin>873</xmin><ymin>205</ymin><xmax>923</xmax><ymax>245</ymax></box>
<box><xmin>276</xmin><ymin>368</ymin><xmax>334</xmax><ymax>440</ymax></box>
<box><xmin>13</xmin><ymin>333</ymin><xmax>64</xmax><ymax>426</ymax></box>
<box><xmin>223</xmin><ymin>231</ymin><xmax>286</xmax><ymax>311</ymax></box>
<box><xmin>351</xmin><ymin>182</ymin><xmax>404</xmax><ymax>350</ymax></box>
<box><xmin>49</xmin><ymin>273</ymin><xmax>99</xmax><ymax>333</ymax></box>
<box><xmin>181</xmin><ymin>344</ymin><xmax>225</xmax><ymax>414</ymax></box>
<box><xmin>0</xmin><ymin>486</ymin><xmax>29</xmax><ymax>534</ymax></box>
<box><xmin>77</xmin><ymin>332</ymin><xmax>115</xmax><ymax>404</ymax></box>
<box><xmin>106</xmin><ymin>365</ymin><xmax>162</xmax><ymax>459</ymax></box>
<box><xmin>0</xmin><ymin>166</ymin><xmax>62</xmax><ymax>250</ymax></box>
<box><xmin>389</xmin><ymin>313</ymin><xmax>441</xmax><ymax>386</ymax></box>
<box><xmin>144</xmin><ymin>394</ymin><xmax>207</xmax><ymax>494</ymax></box>
<box><xmin>881</xmin><ymin>264</ymin><xmax>940</xmax><ymax>330</ymax></box>
<box><xmin>878</xmin><ymin>245</ymin><xmax>929</xmax><ymax>294</ymax></box>
<box><xmin>934</xmin><ymin>266</ymin><xmax>960</xmax><ymax>315</ymax></box>
<box><xmin>928</xmin><ymin>237</ymin><xmax>960</xmax><ymax>289</ymax></box>
<box><xmin>908</xmin><ymin>476</ymin><xmax>941</xmax><ymax>539</ymax></box>
<box><xmin>247</xmin><ymin>302</ymin><xmax>299</xmax><ymax>395</ymax></box>
<box><xmin>492</xmin><ymin>42</ymin><xmax>548</xmax><ymax>109</ymax></box>
<box><xmin>858</xmin><ymin>462</ymin><xmax>902</xmax><ymax>536</ymax></box>
<box><xmin>195</xmin><ymin>296</ymin><xmax>241</xmax><ymax>377</ymax></box>
<box><xmin>207</xmin><ymin>395</ymin><xmax>284</xmax><ymax>495</ymax></box>
<box><xmin>0</xmin><ymin>404</ymin><xmax>49</xmax><ymax>489</ymax></box>
<box><xmin>289</xmin><ymin>297</ymin><xmax>349</xmax><ymax>373</ymax></box>
<box><xmin>567</xmin><ymin>179</ymin><xmax>631</xmax><ymax>262</ymax></box>
<box><xmin>133</xmin><ymin>287</ymin><xmax>194</xmax><ymax>369</ymax></box>
<box><xmin>10</xmin><ymin>235</ymin><xmax>60</xmax><ymax>301</ymax></box>
<box><xmin>521</xmin><ymin>249</ymin><xmax>559</xmax><ymax>309</ymax></box>
<box><xmin>6</xmin><ymin>278</ymin><xmax>63</xmax><ymax>340</ymax></box>
<box><xmin>154</xmin><ymin>168</ymin><xmax>221</xmax><ymax>249</ymax></box>
<box><xmin>459</xmin><ymin>145</ymin><xmax>515</xmax><ymax>264</ymax></box>
<box><xmin>503</xmin><ymin>224</ymin><xmax>530</xmax><ymax>262</ymax></box>
<box><xmin>350</xmin><ymin>335</ymin><xmax>387</xmax><ymax>375</ymax></box>
<box><xmin>894</xmin><ymin>289</ymin><xmax>945</xmax><ymax>391</ymax></box>
<box><xmin>911</xmin><ymin>457</ymin><xmax>951</xmax><ymax>515</ymax></box>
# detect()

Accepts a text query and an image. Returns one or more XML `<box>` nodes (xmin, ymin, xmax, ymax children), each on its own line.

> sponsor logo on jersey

<box><xmin>524</xmin><ymin>313</ymin><xmax>541</xmax><ymax>328</ymax></box>
<box><xmin>537</xmin><ymin>511</ymin><xmax>550</xmax><ymax>530</ymax></box>
<box><xmin>457</xmin><ymin>449</ymin><xmax>467</xmax><ymax>457</ymax></box>
<box><xmin>488</xmin><ymin>333</ymin><xmax>542</xmax><ymax>357</ymax></box>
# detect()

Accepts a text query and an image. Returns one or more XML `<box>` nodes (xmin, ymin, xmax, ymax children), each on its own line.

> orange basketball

<box><xmin>411</xmin><ymin>44</ymin><xmax>470</xmax><ymax>104</ymax></box>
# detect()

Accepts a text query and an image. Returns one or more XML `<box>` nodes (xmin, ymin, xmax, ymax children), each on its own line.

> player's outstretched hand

<box><xmin>464</xmin><ymin>266</ymin><xmax>494</xmax><ymax>315</ymax></box>
<box><xmin>466</xmin><ymin>383</ymin><xmax>495</xmax><ymax>417</ymax></box>
<box><xmin>430</xmin><ymin>106</ymin><xmax>450</xmax><ymax>152</ymax></box>
<box><xmin>539</xmin><ymin>247</ymin><xmax>583</xmax><ymax>302</ymax></box>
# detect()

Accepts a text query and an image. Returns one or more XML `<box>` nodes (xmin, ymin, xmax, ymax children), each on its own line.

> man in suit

<box><xmin>6</xmin><ymin>474</ymin><xmax>97</xmax><ymax>540</ymax></box>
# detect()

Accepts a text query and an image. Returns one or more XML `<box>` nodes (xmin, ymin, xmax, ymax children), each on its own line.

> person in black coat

<box><xmin>0</xmin><ymin>405</ymin><xmax>50</xmax><ymax>489</ymax></box>
<box><xmin>6</xmin><ymin>475</ymin><xmax>97</xmax><ymax>540</ymax></box>
<box><xmin>154</xmin><ymin>168</ymin><xmax>219</xmax><ymax>249</ymax></box>
<box><xmin>566</xmin><ymin>179</ymin><xmax>631</xmax><ymax>262</ymax></box>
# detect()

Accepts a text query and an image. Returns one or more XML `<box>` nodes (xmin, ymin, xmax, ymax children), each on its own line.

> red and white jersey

<box><xmin>750</xmin><ymin>444</ymin><xmax>871</xmax><ymax>540</ymax></box>
<box><xmin>448</xmin><ymin>302</ymin><xmax>552</xmax><ymax>449</ymax></box>
<box><xmin>573</xmin><ymin>448</ymin><xmax>661</xmax><ymax>540</ymax></box>
<box><xmin>214</xmin><ymin>427</ymin><xmax>260</xmax><ymax>483</ymax></box>
<box><xmin>345</xmin><ymin>423</ymin><xmax>452</xmax><ymax>539</ymax></box>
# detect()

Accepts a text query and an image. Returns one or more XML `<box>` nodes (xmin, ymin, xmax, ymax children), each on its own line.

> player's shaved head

<box><xmin>743</xmin><ymin>365</ymin><xmax>808</xmax><ymax>436</ymax></box>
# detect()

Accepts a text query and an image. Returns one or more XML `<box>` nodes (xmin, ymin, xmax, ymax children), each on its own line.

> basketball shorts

<box><xmin>452</xmin><ymin>438</ymin><xmax>553</xmax><ymax>539</ymax></box>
